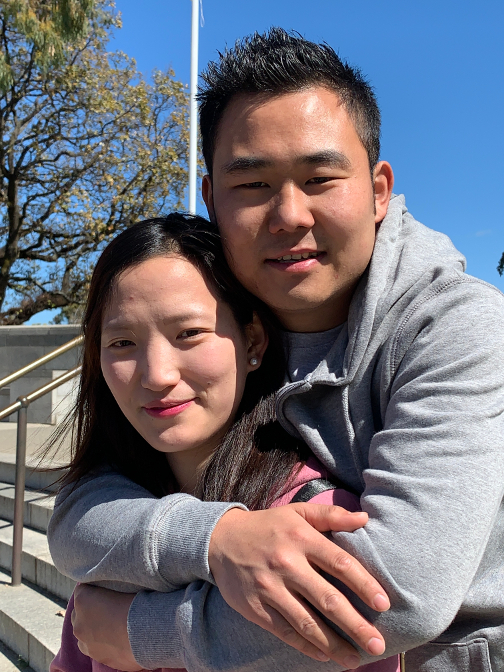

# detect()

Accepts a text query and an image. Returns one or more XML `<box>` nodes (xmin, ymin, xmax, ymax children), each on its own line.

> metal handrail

<box><xmin>2</xmin><ymin>365</ymin><xmax>82</xmax><ymax>586</ymax></box>
<box><xmin>0</xmin><ymin>335</ymin><xmax>83</xmax><ymax>391</ymax></box>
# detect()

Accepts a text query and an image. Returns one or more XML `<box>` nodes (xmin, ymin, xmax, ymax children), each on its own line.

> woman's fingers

<box><xmin>72</xmin><ymin>584</ymin><xmax>142</xmax><ymax>671</ymax></box>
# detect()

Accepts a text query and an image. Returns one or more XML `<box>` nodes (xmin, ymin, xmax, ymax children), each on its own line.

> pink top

<box><xmin>50</xmin><ymin>458</ymin><xmax>399</xmax><ymax>672</ymax></box>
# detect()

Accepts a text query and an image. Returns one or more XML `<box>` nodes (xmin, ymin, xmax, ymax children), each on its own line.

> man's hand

<box><xmin>71</xmin><ymin>584</ymin><xmax>143</xmax><ymax>672</ymax></box>
<box><xmin>209</xmin><ymin>504</ymin><xmax>389</xmax><ymax>669</ymax></box>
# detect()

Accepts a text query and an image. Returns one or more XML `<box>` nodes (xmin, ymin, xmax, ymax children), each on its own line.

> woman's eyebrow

<box><xmin>102</xmin><ymin>309</ymin><xmax>210</xmax><ymax>331</ymax></box>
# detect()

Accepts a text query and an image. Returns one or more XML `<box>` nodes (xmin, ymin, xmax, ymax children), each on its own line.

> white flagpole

<box><xmin>188</xmin><ymin>0</ymin><xmax>199</xmax><ymax>214</ymax></box>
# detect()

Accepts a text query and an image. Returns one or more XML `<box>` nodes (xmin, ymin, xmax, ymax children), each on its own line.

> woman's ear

<box><xmin>245</xmin><ymin>313</ymin><xmax>269</xmax><ymax>372</ymax></box>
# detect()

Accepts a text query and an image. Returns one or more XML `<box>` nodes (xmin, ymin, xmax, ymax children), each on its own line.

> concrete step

<box><xmin>0</xmin><ymin>520</ymin><xmax>74</xmax><ymax>603</ymax></box>
<box><xmin>0</xmin><ymin>424</ymin><xmax>70</xmax><ymax>456</ymax></box>
<box><xmin>0</xmin><ymin>483</ymin><xmax>54</xmax><ymax>534</ymax></box>
<box><xmin>0</xmin><ymin>457</ymin><xmax>66</xmax><ymax>494</ymax></box>
<box><xmin>0</xmin><ymin>568</ymin><xmax>65</xmax><ymax>672</ymax></box>
<box><xmin>0</xmin><ymin>422</ymin><xmax>70</xmax><ymax>493</ymax></box>
<box><xmin>0</xmin><ymin>639</ymin><xmax>35</xmax><ymax>671</ymax></box>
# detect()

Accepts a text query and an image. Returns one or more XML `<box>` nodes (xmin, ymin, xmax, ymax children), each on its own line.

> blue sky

<box><xmin>29</xmin><ymin>0</ymin><xmax>504</xmax><ymax>322</ymax></box>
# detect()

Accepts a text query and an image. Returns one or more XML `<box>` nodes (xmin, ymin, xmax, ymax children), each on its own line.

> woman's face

<box><xmin>100</xmin><ymin>255</ymin><xmax>259</xmax><ymax>488</ymax></box>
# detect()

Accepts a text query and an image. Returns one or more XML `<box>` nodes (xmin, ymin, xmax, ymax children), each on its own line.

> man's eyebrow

<box><xmin>220</xmin><ymin>150</ymin><xmax>351</xmax><ymax>174</ymax></box>
<box><xmin>221</xmin><ymin>156</ymin><xmax>272</xmax><ymax>174</ymax></box>
<box><xmin>299</xmin><ymin>150</ymin><xmax>351</xmax><ymax>170</ymax></box>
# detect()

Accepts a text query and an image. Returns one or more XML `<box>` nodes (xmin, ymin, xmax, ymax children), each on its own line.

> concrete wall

<box><xmin>0</xmin><ymin>326</ymin><xmax>82</xmax><ymax>424</ymax></box>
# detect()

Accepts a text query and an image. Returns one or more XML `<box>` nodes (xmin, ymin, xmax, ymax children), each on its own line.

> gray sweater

<box><xmin>48</xmin><ymin>194</ymin><xmax>504</xmax><ymax>672</ymax></box>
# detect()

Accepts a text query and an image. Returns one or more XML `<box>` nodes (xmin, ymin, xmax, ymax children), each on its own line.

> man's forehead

<box><xmin>211</xmin><ymin>87</ymin><xmax>359</xmax><ymax>173</ymax></box>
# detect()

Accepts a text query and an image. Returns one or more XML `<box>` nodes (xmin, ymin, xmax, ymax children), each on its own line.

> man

<box><xmin>49</xmin><ymin>29</ymin><xmax>504</xmax><ymax>671</ymax></box>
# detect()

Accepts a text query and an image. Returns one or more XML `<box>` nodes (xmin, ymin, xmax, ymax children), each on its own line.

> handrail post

<box><xmin>11</xmin><ymin>397</ymin><xmax>29</xmax><ymax>586</ymax></box>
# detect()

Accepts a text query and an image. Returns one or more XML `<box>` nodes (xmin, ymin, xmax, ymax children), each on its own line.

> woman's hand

<box><xmin>208</xmin><ymin>504</ymin><xmax>389</xmax><ymax>669</ymax></box>
<box><xmin>71</xmin><ymin>584</ymin><xmax>143</xmax><ymax>671</ymax></box>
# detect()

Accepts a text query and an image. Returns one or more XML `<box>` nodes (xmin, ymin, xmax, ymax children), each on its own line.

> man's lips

<box><xmin>265</xmin><ymin>251</ymin><xmax>325</xmax><ymax>271</ymax></box>
<box><xmin>143</xmin><ymin>400</ymin><xmax>194</xmax><ymax>418</ymax></box>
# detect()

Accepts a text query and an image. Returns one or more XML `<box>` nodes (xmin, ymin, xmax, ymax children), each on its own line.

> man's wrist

<box><xmin>155</xmin><ymin>497</ymin><xmax>247</xmax><ymax>586</ymax></box>
<box><xmin>208</xmin><ymin>508</ymin><xmax>250</xmax><ymax>579</ymax></box>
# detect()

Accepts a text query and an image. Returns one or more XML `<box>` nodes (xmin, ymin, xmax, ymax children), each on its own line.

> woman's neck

<box><xmin>166</xmin><ymin>443</ymin><xmax>216</xmax><ymax>495</ymax></box>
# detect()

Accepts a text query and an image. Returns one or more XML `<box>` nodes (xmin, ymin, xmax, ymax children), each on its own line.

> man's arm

<box><xmin>50</xmin><ymin>474</ymin><xmax>390</xmax><ymax>664</ymax></box>
<box><xmin>48</xmin><ymin>471</ymin><xmax>245</xmax><ymax>591</ymax></box>
<box><xmin>73</xmin><ymin>280</ymin><xmax>504</xmax><ymax>672</ymax></box>
<box><xmin>329</xmin><ymin>279</ymin><xmax>504</xmax><ymax>646</ymax></box>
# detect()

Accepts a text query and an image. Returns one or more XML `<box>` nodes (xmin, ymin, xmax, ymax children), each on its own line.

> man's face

<box><xmin>203</xmin><ymin>86</ymin><xmax>393</xmax><ymax>332</ymax></box>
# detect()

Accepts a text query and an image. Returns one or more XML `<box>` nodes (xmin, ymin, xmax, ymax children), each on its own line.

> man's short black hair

<box><xmin>198</xmin><ymin>28</ymin><xmax>381</xmax><ymax>177</ymax></box>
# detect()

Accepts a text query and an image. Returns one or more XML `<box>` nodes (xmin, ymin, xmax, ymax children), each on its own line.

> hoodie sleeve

<box><xmin>48</xmin><ymin>471</ymin><xmax>246</xmax><ymax>591</ymax></box>
<box><xmin>125</xmin><ymin>279</ymin><xmax>504</xmax><ymax>671</ymax></box>
<box><xmin>127</xmin><ymin>486</ymin><xmax>400</xmax><ymax>672</ymax></box>
<box><xmin>330</xmin><ymin>277</ymin><xmax>504</xmax><ymax>654</ymax></box>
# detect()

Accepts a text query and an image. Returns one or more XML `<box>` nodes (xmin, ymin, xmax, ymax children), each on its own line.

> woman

<box><xmin>50</xmin><ymin>214</ymin><xmax>397</xmax><ymax>672</ymax></box>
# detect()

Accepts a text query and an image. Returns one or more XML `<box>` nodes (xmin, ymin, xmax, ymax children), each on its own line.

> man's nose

<box><xmin>268</xmin><ymin>183</ymin><xmax>315</xmax><ymax>234</ymax></box>
<box><xmin>140</xmin><ymin>343</ymin><xmax>181</xmax><ymax>391</ymax></box>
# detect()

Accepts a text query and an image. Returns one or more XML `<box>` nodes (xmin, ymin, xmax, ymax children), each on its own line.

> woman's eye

<box><xmin>111</xmin><ymin>339</ymin><xmax>134</xmax><ymax>348</ymax></box>
<box><xmin>178</xmin><ymin>329</ymin><xmax>203</xmax><ymax>339</ymax></box>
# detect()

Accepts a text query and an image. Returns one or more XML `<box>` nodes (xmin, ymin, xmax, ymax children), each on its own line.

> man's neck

<box><xmin>276</xmin><ymin>294</ymin><xmax>351</xmax><ymax>333</ymax></box>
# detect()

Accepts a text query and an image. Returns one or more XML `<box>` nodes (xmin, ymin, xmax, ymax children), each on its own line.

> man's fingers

<box><xmin>290</xmin><ymin>502</ymin><xmax>369</xmax><ymax>533</ymax></box>
<box><xmin>263</xmin><ymin>596</ymin><xmax>367</xmax><ymax>668</ymax></box>
<box><xmin>255</xmin><ymin>603</ymin><xmax>365</xmax><ymax>667</ymax></box>
<box><xmin>293</xmin><ymin>572</ymin><xmax>386</xmax><ymax>657</ymax></box>
<box><xmin>210</xmin><ymin>506</ymin><xmax>390</xmax><ymax>661</ymax></box>
<box><xmin>306</xmin><ymin>536</ymin><xmax>390</xmax><ymax>613</ymax></box>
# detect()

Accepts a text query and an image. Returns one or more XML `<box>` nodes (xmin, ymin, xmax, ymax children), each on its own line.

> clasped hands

<box><xmin>71</xmin><ymin>503</ymin><xmax>390</xmax><ymax>670</ymax></box>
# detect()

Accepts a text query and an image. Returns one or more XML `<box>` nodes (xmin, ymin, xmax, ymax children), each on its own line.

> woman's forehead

<box><xmin>102</xmin><ymin>255</ymin><xmax>223</xmax><ymax>326</ymax></box>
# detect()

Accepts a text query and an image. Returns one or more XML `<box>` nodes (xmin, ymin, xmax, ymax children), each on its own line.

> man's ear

<box><xmin>202</xmin><ymin>175</ymin><xmax>216</xmax><ymax>222</ymax></box>
<box><xmin>373</xmin><ymin>161</ymin><xmax>394</xmax><ymax>224</ymax></box>
<box><xmin>245</xmin><ymin>313</ymin><xmax>269</xmax><ymax>373</ymax></box>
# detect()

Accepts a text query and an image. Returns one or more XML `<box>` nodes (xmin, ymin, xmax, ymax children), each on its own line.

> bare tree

<box><xmin>0</xmin><ymin>0</ymin><xmax>189</xmax><ymax>323</ymax></box>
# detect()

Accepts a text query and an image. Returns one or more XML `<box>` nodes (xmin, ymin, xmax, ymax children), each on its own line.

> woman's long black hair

<box><xmin>58</xmin><ymin>214</ymin><xmax>308</xmax><ymax>509</ymax></box>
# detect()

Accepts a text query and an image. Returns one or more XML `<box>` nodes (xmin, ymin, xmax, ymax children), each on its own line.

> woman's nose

<box><xmin>140</xmin><ymin>343</ymin><xmax>181</xmax><ymax>391</ymax></box>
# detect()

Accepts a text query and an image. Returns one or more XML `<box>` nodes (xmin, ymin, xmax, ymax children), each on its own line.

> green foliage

<box><xmin>0</xmin><ymin>0</ymin><xmax>108</xmax><ymax>91</ymax></box>
<box><xmin>498</xmin><ymin>253</ymin><xmax>504</xmax><ymax>277</ymax></box>
<box><xmin>0</xmin><ymin>0</ymin><xmax>190</xmax><ymax>323</ymax></box>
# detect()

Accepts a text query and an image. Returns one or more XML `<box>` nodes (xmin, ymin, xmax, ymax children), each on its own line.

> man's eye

<box><xmin>240</xmin><ymin>181</ymin><xmax>268</xmax><ymax>188</ymax></box>
<box><xmin>306</xmin><ymin>176</ymin><xmax>333</xmax><ymax>184</ymax></box>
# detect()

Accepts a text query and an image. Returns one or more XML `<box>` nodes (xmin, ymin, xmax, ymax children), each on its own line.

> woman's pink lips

<box><xmin>143</xmin><ymin>400</ymin><xmax>194</xmax><ymax>418</ymax></box>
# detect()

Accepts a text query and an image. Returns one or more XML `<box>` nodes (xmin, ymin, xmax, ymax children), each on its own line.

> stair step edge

<box><xmin>0</xmin><ymin>485</ymin><xmax>54</xmax><ymax>534</ymax></box>
<box><xmin>0</xmin><ymin>568</ymin><xmax>65</xmax><ymax>672</ymax></box>
<box><xmin>0</xmin><ymin>522</ymin><xmax>75</xmax><ymax>602</ymax></box>
<box><xmin>0</xmin><ymin>639</ymin><xmax>36</xmax><ymax>672</ymax></box>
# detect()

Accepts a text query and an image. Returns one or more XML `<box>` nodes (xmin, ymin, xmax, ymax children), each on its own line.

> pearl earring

<box><xmin>250</xmin><ymin>357</ymin><xmax>258</xmax><ymax>366</ymax></box>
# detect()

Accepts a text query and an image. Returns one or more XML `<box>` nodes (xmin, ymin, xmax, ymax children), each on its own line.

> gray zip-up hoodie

<box><xmin>48</xmin><ymin>194</ymin><xmax>504</xmax><ymax>672</ymax></box>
